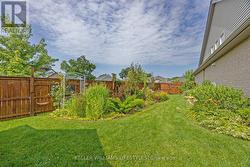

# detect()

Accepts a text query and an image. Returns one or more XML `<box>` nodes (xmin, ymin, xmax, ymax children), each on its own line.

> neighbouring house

<box><xmin>168</xmin><ymin>76</ymin><xmax>185</xmax><ymax>83</ymax></box>
<box><xmin>194</xmin><ymin>0</ymin><xmax>250</xmax><ymax>96</ymax></box>
<box><xmin>96</xmin><ymin>74</ymin><xmax>112</xmax><ymax>81</ymax></box>
<box><xmin>48</xmin><ymin>72</ymin><xmax>62</xmax><ymax>79</ymax></box>
<box><xmin>152</xmin><ymin>76</ymin><xmax>169</xmax><ymax>83</ymax></box>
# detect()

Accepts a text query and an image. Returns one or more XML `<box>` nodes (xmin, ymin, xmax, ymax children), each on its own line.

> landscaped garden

<box><xmin>1</xmin><ymin>95</ymin><xmax>250</xmax><ymax>166</ymax></box>
<box><xmin>50</xmin><ymin>63</ymin><xmax>169</xmax><ymax>121</ymax></box>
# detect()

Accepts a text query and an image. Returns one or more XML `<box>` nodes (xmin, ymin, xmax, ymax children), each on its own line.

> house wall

<box><xmin>195</xmin><ymin>70</ymin><xmax>204</xmax><ymax>85</ymax></box>
<box><xmin>203</xmin><ymin>0</ymin><xmax>250</xmax><ymax>62</ymax></box>
<box><xmin>195</xmin><ymin>37</ymin><xmax>250</xmax><ymax>96</ymax></box>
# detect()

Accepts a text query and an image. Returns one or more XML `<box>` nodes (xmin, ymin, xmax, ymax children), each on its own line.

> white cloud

<box><xmin>29</xmin><ymin>0</ymin><xmax>209</xmax><ymax>66</ymax></box>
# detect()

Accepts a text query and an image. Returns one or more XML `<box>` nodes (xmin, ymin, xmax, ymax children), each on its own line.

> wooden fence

<box><xmin>0</xmin><ymin>76</ymin><xmax>182</xmax><ymax>120</ymax></box>
<box><xmin>0</xmin><ymin>76</ymin><xmax>60</xmax><ymax>119</ymax></box>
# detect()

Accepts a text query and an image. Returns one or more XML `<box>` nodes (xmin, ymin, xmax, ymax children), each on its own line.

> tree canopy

<box><xmin>119</xmin><ymin>63</ymin><xmax>151</xmax><ymax>79</ymax></box>
<box><xmin>181</xmin><ymin>70</ymin><xmax>196</xmax><ymax>91</ymax></box>
<box><xmin>119</xmin><ymin>67</ymin><xmax>130</xmax><ymax>79</ymax></box>
<box><xmin>61</xmin><ymin>55</ymin><xmax>96</xmax><ymax>80</ymax></box>
<box><xmin>0</xmin><ymin>26</ymin><xmax>57</xmax><ymax>76</ymax></box>
<box><xmin>124</xmin><ymin>63</ymin><xmax>149</xmax><ymax>95</ymax></box>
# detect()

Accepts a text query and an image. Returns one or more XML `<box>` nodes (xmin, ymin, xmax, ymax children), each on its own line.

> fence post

<box><xmin>112</xmin><ymin>73</ymin><xmax>116</xmax><ymax>96</ymax></box>
<box><xmin>30</xmin><ymin>67</ymin><xmax>35</xmax><ymax>115</ymax></box>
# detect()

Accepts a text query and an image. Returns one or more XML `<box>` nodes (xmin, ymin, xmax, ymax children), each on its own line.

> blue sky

<box><xmin>29</xmin><ymin>0</ymin><xmax>210</xmax><ymax>78</ymax></box>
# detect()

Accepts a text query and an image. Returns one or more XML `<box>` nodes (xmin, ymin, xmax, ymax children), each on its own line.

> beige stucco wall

<box><xmin>195</xmin><ymin>37</ymin><xmax>250</xmax><ymax>96</ymax></box>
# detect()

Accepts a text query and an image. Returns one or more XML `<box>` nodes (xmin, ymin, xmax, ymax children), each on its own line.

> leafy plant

<box><xmin>124</xmin><ymin>63</ymin><xmax>149</xmax><ymax>96</ymax></box>
<box><xmin>85</xmin><ymin>84</ymin><xmax>109</xmax><ymax>119</ymax></box>
<box><xmin>52</xmin><ymin>94</ymin><xmax>86</xmax><ymax>118</ymax></box>
<box><xmin>153</xmin><ymin>92</ymin><xmax>169</xmax><ymax>102</ymax></box>
<box><xmin>237</xmin><ymin>108</ymin><xmax>250</xmax><ymax>125</ymax></box>
<box><xmin>136</xmin><ymin>88</ymin><xmax>169</xmax><ymax>103</ymax></box>
<box><xmin>106</xmin><ymin>96</ymin><xmax>144</xmax><ymax>114</ymax></box>
<box><xmin>181</xmin><ymin>70</ymin><xmax>196</xmax><ymax>91</ymax></box>
<box><xmin>50</xmin><ymin>84</ymin><xmax>64</xmax><ymax>108</ymax></box>
<box><xmin>191</xmin><ymin>109</ymin><xmax>250</xmax><ymax>140</ymax></box>
<box><xmin>189</xmin><ymin>83</ymin><xmax>246</xmax><ymax>112</ymax></box>
<box><xmin>65</xmin><ymin>94</ymin><xmax>86</xmax><ymax>117</ymax></box>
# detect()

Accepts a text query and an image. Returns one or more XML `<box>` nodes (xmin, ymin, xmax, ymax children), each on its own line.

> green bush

<box><xmin>50</xmin><ymin>84</ymin><xmax>64</xmax><ymax>108</ymax></box>
<box><xmin>105</xmin><ymin>98</ymin><xmax>120</xmax><ymax>113</ymax></box>
<box><xmin>187</xmin><ymin>81</ymin><xmax>250</xmax><ymax>140</ymax></box>
<box><xmin>85</xmin><ymin>84</ymin><xmax>109</xmax><ymax>119</ymax></box>
<box><xmin>237</xmin><ymin>108</ymin><xmax>250</xmax><ymax>125</ymax></box>
<box><xmin>65</xmin><ymin>94</ymin><xmax>86</xmax><ymax>117</ymax></box>
<box><xmin>181</xmin><ymin>70</ymin><xmax>196</xmax><ymax>91</ymax></box>
<box><xmin>191</xmin><ymin>109</ymin><xmax>250</xmax><ymax>140</ymax></box>
<box><xmin>52</xmin><ymin>94</ymin><xmax>86</xmax><ymax>118</ymax></box>
<box><xmin>243</xmin><ymin>98</ymin><xmax>250</xmax><ymax>107</ymax></box>
<box><xmin>136</xmin><ymin>89</ymin><xmax>146</xmax><ymax>100</ymax></box>
<box><xmin>153</xmin><ymin>92</ymin><xmax>169</xmax><ymax>102</ymax></box>
<box><xmin>136</xmin><ymin>88</ymin><xmax>169</xmax><ymax>103</ymax></box>
<box><xmin>189</xmin><ymin>83</ymin><xmax>245</xmax><ymax>112</ymax></box>
<box><xmin>106</xmin><ymin>96</ymin><xmax>144</xmax><ymax>114</ymax></box>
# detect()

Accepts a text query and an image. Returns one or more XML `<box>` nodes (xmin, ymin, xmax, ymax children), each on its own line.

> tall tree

<box><xmin>125</xmin><ymin>63</ymin><xmax>149</xmax><ymax>95</ymax></box>
<box><xmin>119</xmin><ymin>63</ymin><xmax>151</xmax><ymax>79</ymax></box>
<box><xmin>181</xmin><ymin>70</ymin><xmax>196</xmax><ymax>91</ymax></box>
<box><xmin>61</xmin><ymin>55</ymin><xmax>96</xmax><ymax>80</ymax></box>
<box><xmin>119</xmin><ymin>67</ymin><xmax>130</xmax><ymax>79</ymax></box>
<box><xmin>0</xmin><ymin>26</ymin><xmax>57</xmax><ymax>76</ymax></box>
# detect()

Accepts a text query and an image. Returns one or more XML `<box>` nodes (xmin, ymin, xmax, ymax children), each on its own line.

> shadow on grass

<box><xmin>0</xmin><ymin>125</ymin><xmax>111</xmax><ymax>167</ymax></box>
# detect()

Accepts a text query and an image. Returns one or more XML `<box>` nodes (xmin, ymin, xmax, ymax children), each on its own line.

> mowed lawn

<box><xmin>0</xmin><ymin>95</ymin><xmax>249</xmax><ymax>167</ymax></box>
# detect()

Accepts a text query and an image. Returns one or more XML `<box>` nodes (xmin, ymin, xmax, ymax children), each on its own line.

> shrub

<box><xmin>124</xmin><ymin>63</ymin><xmax>148</xmax><ymax>96</ymax></box>
<box><xmin>181</xmin><ymin>70</ymin><xmax>196</xmax><ymax>91</ymax></box>
<box><xmin>153</xmin><ymin>92</ymin><xmax>169</xmax><ymax>102</ymax></box>
<box><xmin>243</xmin><ymin>98</ymin><xmax>250</xmax><ymax>108</ymax></box>
<box><xmin>106</xmin><ymin>96</ymin><xmax>144</xmax><ymax>114</ymax></box>
<box><xmin>136</xmin><ymin>88</ymin><xmax>169</xmax><ymax>103</ymax></box>
<box><xmin>144</xmin><ymin>88</ymin><xmax>155</xmax><ymax>101</ymax></box>
<box><xmin>136</xmin><ymin>89</ymin><xmax>146</xmax><ymax>100</ymax></box>
<box><xmin>188</xmin><ymin>81</ymin><xmax>249</xmax><ymax>140</ymax></box>
<box><xmin>191</xmin><ymin>109</ymin><xmax>250</xmax><ymax>140</ymax></box>
<box><xmin>65</xmin><ymin>94</ymin><xmax>86</xmax><ymax>117</ymax></box>
<box><xmin>122</xmin><ymin>96</ymin><xmax>144</xmax><ymax>113</ymax></box>
<box><xmin>237</xmin><ymin>108</ymin><xmax>250</xmax><ymax>125</ymax></box>
<box><xmin>189</xmin><ymin>84</ymin><xmax>245</xmax><ymax>112</ymax></box>
<box><xmin>85</xmin><ymin>84</ymin><xmax>109</xmax><ymax>119</ymax></box>
<box><xmin>52</xmin><ymin>94</ymin><xmax>86</xmax><ymax>118</ymax></box>
<box><xmin>105</xmin><ymin>98</ymin><xmax>120</xmax><ymax>113</ymax></box>
<box><xmin>50</xmin><ymin>84</ymin><xmax>64</xmax><ymax>108</ymax></box>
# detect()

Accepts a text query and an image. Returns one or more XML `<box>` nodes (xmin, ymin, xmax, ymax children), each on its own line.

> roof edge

<box><xmin>198</xmin><ymin>1</ymin><xmax>215</xmax><ymax>66</ymax></box>
<box><xmin>194</xmin><ymin>18</ymin><xmax>250</xmax><ymax>75</ymax></box>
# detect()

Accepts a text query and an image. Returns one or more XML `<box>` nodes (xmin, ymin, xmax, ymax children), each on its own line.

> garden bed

<box><xmin>0</xmin><ymin>95</ymin><xmax>249</xmax><ymax>166</ymax></box>
<box><xmin>186</xmin><ymin>82</ymin><xmax>250</xmax><ymax>140</ymax></box>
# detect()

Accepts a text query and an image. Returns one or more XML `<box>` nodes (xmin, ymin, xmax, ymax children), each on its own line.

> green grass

<box><xmin>0</xmin><ymin>95</ymin><xmax>249</xmax><ymax>166</ymax></box>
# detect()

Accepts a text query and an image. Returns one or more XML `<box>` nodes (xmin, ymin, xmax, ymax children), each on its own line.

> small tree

<box><xmin>119</xmin><ymin>64</ymin><xmax>151</xmax><ymax>80</ymax></box>
<box><xmin>181</xmin><ymin>70</ymin><xmax>196</xmax><ymax>91</ymax></box>
<box><xmin>0</xmin><ymin>26</ymin><xmax>57</xmax><ymax>76</ymax></box>
<box><xmin>61</xmin><ymin>55</ymin><xmax>96</xmax><ymax>80</ymax></box>
<box><xmin>119</xmin><ymin>67</ymin><xmax>130</xmax><ymax>79</ymax></box>
<box><xmin>125</xmin><ymin>63</ymin><xmax>148</xmax><ymax>96</ymax></box>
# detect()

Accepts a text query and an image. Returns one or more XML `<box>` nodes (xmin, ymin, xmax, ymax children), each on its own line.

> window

<box><xmin>210</xmin><ymin>46</ymin><xmax>215</xmax><ymax>54</ymax></box>
<box><xmin>215</xmin><ymin>40</ymin><xmax>219</xmax><ymax>50</ymax></box>
<box><xmin>210</xmin><ymin>33</ymin><xmax>225</xmax><ymax>55</ymax></box>
<box><xmin>219</xmin><ymin>33</ymin><xmax>225</xmax><ymax>45</ymax></box>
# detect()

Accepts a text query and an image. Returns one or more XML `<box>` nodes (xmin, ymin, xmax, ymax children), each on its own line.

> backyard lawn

<box><xmin>0</xmin><ymin>95</ymin><xmax>249</xmax><ymax>167</ymax></box>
